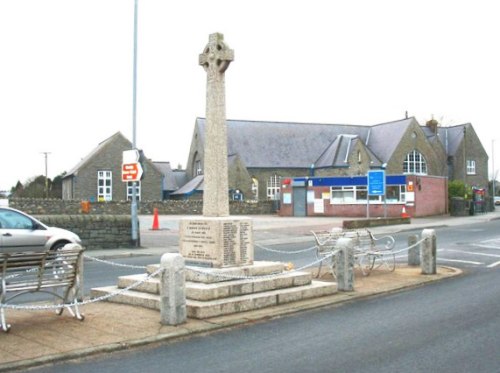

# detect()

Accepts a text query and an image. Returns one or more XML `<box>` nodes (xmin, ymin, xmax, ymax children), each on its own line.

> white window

<box><xmin>127</xmin><ymin>181</ymin><xmax>141</xmax><ymax>201</ymax></box>
<box><xmin>467</xmin><ymin>160</ymin><xmax>476</xmax><ymax>175</ymax></box>
<box><xmin>195</xmin><ymin>160</ymin><xmax>203</xmax><ymax>175</ymax></box>
<box><xmin>331</xmin><ymin>186</ymin><xmax>355</xmax><ymax>203</ymax></box>
<box><xmin>97</xmin><ymin>171</ymin><xmax>112</xmax><ymax>201</ymax></box>
<box><xmin>251</xmin><ymin>177</ymin><xmax>259</xmax><ymax>201</ymax></box>
<box><xmin>330</xmin><ymin>185</ymin><xmax>406</xmax><ymax>204</ymax></box>
<box><xmin>386</xmin><ymin>185</ymin><xmax>406</xmax><ymax>203</ymax></box>
<box><xmin>403</xmin><ymin>150</ymin><xmax>427</xmax><ymax>175</ymax></box>
<box><xmin>267</xmin><ymin>175</ymin><xmax>281</xmax><ymax>200</ymax></box>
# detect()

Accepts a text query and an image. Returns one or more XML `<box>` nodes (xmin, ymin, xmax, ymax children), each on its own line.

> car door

<box><xmin>0</xmin><ymin>209</ymin><xmax>48</xmax><ymax>253</ymax></box>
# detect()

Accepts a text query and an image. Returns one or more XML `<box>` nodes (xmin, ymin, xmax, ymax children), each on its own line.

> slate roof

<box><xmin>436</xmin><ymin>124</ymin><xmax>467</xmax><ymax>156</ymax></box>
<box><xmin>195</xmin><ymin>117</ymin><xmax>415</xmax><ymax>169</ymax></box>
<box><xmin>171</xmin><ymin>175</ymin><xmax>204</xmax><ymax>195</ymax></box>
<box><xmin>64</xmin><ymin>132</ymin><xmax>130</xmax><ymax>178</ymax></box>
<box><xmin>153</xmin><ymin>162</ymin><xmax>187</xmax><ymax>191</ymax></box>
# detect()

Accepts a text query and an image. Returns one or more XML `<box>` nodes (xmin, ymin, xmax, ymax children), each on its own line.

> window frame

<box><xmin>127</xmin><ymin>181</ymin><xmax>141</xmax><ymax>201</ymax></box>
<box><xmin>403</xmin><ymin>150</ymin><xmax>428</xmax><ymax>175</ymax></box>
<box><xmin>466</xmin><ymin>159</ymin><xmax>476</xmax><ymax>175</ymax></box>
<box><xmin>97</xmin><ymin>170</ymin><xmax>112</xmax><ymax>202</ymax></box>
<box><xmin>330</xmin><ymin>184</ymin><xmax>406</xmax><ymax>204</ymax></box>
<box><xmin>267</xmin><ymin>175</ymin><xmax>281</xmax><ymax>201</ymax></box>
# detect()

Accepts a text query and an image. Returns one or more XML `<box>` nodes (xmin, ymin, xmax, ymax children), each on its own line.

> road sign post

<box><xmin>123</xmin><ymin>149</ymin><xmax>142</xmax><ymax>247</ymax></box>
<box><xmin>367</xmin><ymin>170</ymin><xmax>386</xmax><ymax>218</ymax></box>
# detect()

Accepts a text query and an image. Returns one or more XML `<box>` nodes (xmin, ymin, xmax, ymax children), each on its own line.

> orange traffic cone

<box><xmin>152</xmin><ymin>208</ymin><xmax>160</xmax><ymax>230</ymax></box>
<box><xmin>401</xmin><ymin>206</ymin><xmax>410</xmax><ymax>219</ymax></box>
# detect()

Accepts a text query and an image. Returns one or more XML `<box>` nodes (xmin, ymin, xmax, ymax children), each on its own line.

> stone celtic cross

<box><xmin>199</xmin><ymin>33</ymin><xmax>234</xmax><ymax>217</ymax></box>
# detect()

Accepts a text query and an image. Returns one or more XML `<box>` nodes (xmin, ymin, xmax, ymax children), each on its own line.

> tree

<box><xmin>9</xmin><ymin>172</ymin><xmax>65</xmax><ymax>199</ymax></box>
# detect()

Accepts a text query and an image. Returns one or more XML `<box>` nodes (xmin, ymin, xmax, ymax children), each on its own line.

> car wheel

<box><xmin>51</xmin><ymin>241</ymin><xmax>69</xmax><ymax>251</ymax></box>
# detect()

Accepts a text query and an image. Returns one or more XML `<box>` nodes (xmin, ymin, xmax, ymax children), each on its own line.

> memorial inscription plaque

<box><xmin>180</xmin><ymin>217</ymin><xmax>253</xmax><ymax>268</ymax></box>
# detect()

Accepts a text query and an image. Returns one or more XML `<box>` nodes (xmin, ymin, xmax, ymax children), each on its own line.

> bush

<box><xmin>448</xmin><ymin>180</ymin><xmax>472</xmax><ymax>199</ymax></box>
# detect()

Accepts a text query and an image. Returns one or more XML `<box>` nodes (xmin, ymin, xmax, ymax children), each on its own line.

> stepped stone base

<box><xmin>92</xmin><ymin>281</ymin><xmax>336</xmax><ymax>319</ymax></box>
<box><xmin>91</xmin><ymin>261</ymin><xmax>337</xmax><ymax>319</ymax></box>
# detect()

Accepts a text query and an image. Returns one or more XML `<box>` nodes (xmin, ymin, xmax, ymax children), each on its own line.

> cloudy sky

<box><xmin>1</xmin><ymin>0</ymin><xmax>499</xmax><ymax>191</ymax></box>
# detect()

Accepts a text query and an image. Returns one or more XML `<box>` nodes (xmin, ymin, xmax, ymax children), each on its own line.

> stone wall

<box><xmin>36</xmin><ymin>215</ymin><xmax>135</xmax><ymax>250</ymax></box>
<box><xmin>9</xmin><ymin>198</ymin><xmax>275</xmax><ymax>216</ymax></box>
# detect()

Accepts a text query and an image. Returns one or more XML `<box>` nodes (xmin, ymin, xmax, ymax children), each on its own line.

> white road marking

<box><xmin>441</xmin><ymin>249</ymin><xmax>500</xmax><ymax>258</ymax></box>
<box><xmin>473</xmin><ymin>244</ymin><xmax>500</xmax><ymax>250</ymax></box>
<box><xmin>486</xmin><ymin>261</ymin><xmax>500</xmax><ymax>268</ymax></box>
<box><xmin>438</xmin><ymin>258</ymin><xmax>484</xmax><ymax>265</ymax></box>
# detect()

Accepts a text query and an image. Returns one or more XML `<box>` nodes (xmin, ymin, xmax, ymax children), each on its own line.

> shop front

<box><xmin>279</xmin><ymin>174</ymin><xmax>447</xmax><ymax>218</ymax></box>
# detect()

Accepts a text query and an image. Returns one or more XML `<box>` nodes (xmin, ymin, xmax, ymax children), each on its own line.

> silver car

<box><xmin>0</xmin><ymin>207</ymin><xmax>81</xmax><ymax>253</ymax></box>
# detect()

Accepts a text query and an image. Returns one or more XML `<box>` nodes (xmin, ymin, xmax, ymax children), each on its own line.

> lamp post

<box><xmin>131</xmin><ymin>0</ymin><xmax>139</xmax><ymax>246</ymax></box>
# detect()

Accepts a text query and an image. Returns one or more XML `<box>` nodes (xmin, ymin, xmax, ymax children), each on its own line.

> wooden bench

<box><xmin>0</xmin><ymin>244</ymin><xmax>85</xmax><ymax>332</ymax></box>
<box><xmin>311</xmin><ymin>228</ymin><xmax>396</xmax><ymax>278</ymax></box>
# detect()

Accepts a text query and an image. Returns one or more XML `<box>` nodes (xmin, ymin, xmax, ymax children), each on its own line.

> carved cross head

<box><xmin>199</xmin><ymin>33</ymin><xmax>234</xmax><ymax>74</ymax></box>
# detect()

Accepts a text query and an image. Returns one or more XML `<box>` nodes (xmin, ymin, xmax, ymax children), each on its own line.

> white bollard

<box><xmin>335</xmin><ymin>237</ymin><xmax>355</xmax><ymax>291</ymax></box>
<box><xmin>160</xmin><ymin>253</ymin><xmax>187</xmax><ymax>325</ymax></box>
<box><xmin>421</xmin><ymin>229</ymin><xmax>437</xmax><ymax>275</ymax></box>
<box><xmin>408</xmin><ymin>234</ymin><xmax>420</xmax><ymax>266</ymax></box>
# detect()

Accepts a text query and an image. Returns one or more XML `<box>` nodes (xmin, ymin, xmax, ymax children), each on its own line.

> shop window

<box><xmin>331</xmin><ymin>185</ymin><xmax>406</xmax><ymax>204</ymax></box>
<box><xmin>386</xmin><ymin>185</ymin><xmax>406</xmax><ymax>203</ymax></box>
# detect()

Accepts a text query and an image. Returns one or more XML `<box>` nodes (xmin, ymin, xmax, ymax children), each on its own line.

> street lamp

<box><xmin>130</xmin><ymin>0</ymin><xmax>139</xmax><ymax>246</ymax></box>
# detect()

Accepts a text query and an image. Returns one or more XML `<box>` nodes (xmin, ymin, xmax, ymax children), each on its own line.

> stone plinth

<box><xmin>179</xmin><ymin>216</ymin><xmax>253</xmax><ymax>268</ymax></box>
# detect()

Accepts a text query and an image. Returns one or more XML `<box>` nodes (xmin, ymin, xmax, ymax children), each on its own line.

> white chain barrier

<box><xmin>354</xmin><ymin>237</ymin><xmax>427</xmax><ymax>258</ymax></box>
<box><xmin>254</xmin><ymin>243</ymin><xmax>317</xmax><ymax>254</ymax></box>
<box><xmin>0</xmin><ymin>267</ymin><xmax>164</xmax><ymax>311</ymax></box>
<box><xmin>187</xmin><ymin>251</ymin><xmax>338</xmax><ymax>281</ymax></box>
<box><xmin>1</xmin><ymin>237</ymin><xmax>428</xmax><ymax>311</ymax></box>
<box><xmin>83</xmin><ymin>255</ymin><xmax>147</xmax><ymax>269</ymax></box>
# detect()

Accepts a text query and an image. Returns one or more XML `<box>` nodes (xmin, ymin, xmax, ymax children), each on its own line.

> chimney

<box><xmin>426</xmin><ymin>118</ymin><xmax>439</xmax><ymax>134</ymax></box>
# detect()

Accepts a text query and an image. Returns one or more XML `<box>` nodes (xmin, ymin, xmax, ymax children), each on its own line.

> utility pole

<box><xmin>41</xmin><ymin>152</ymin><xmax>51</xmax><ymax>198</ymax></box>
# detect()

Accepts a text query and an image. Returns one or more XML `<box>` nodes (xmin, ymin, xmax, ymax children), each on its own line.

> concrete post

<box><xmin>335</xmin><ymin>237</ymin><xmax>355</xmax><ymax>291</ymax></box>
<box><xmin>160</xmin><ymin>253</ymin><xmax>187</xmax><ymax>325</ymax></box>
<box><xmin>408</xmin><ymin>234</ymin><xmax>420</xmax><ymax>266</ymax></box>
<box><xmin>421</xmin><ymin>229</ymin><xmax>437</xmax><ymax>275</ymax></box>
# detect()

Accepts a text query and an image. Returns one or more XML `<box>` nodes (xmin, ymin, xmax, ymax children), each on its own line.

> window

<box><xmin>251</xmin><ymin>177</ymin><xmax>259</xmax><ymax>201</ymax></box>
<box><xmin>267</xmin><ymin>175</ymin><xmax>281</xmax><ymax>200</ymax></box>
<box><xmin>0</xmin><ymin>209</ymin><xmax>34</xmax><ymax>229</ymax></box>
<box><xmin>467</xmin><ymin>160</ymin><xmax>476</xmax><ymax>175</ymax></box>
<box><xmin>97</xmin><ymin>171</ymin><xmax>112</xmax><ymax>202</ymax></box>
<box><xmin>403</xmin><ymin>150</ymin><xmax>427</xmax><ymax>175</ymax></box>
<box><xmin>195</xmin><ymin>160</ymin><xmax>203</xmax><ymax>175</ymax></box>
<box><xmin>330</xmin><ymin>185</ymin><xmax>406</xmax><ymax>204</ymax></box>
<box><xmin>386</xmin><ymin>185</ymin><xmax>406</xmax><ymax>203</ymax></box>
<box><xmin>331</xmin><ymin>186</ymin><xmax>355</xmax><ymax>203</ymax></box>
<box><xmin>127</xmin><ymin>181</ymin><xmax>141</xmax><ymax>201</ymax></box>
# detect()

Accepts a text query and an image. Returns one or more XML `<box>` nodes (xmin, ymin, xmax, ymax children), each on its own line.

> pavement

<box><xmin>1</xmin><ymin>210</ymin><xmax>499</xmax><ymax>371</ymax></box>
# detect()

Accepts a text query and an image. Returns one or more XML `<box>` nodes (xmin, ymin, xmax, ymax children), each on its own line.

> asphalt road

<box><xmin>20</xmin><ymin>220</ymin><xmax>500</xmax><ymax>301</ymax></box>
<box><xmin>24</xmin><ymin>261</ymin><xmax>500</xmax><ymax>373</ymax></box>
<box><xmin>12</xmin><ymin>220</ymin><xmax>500</xmax><ymax>372</ymax></box>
